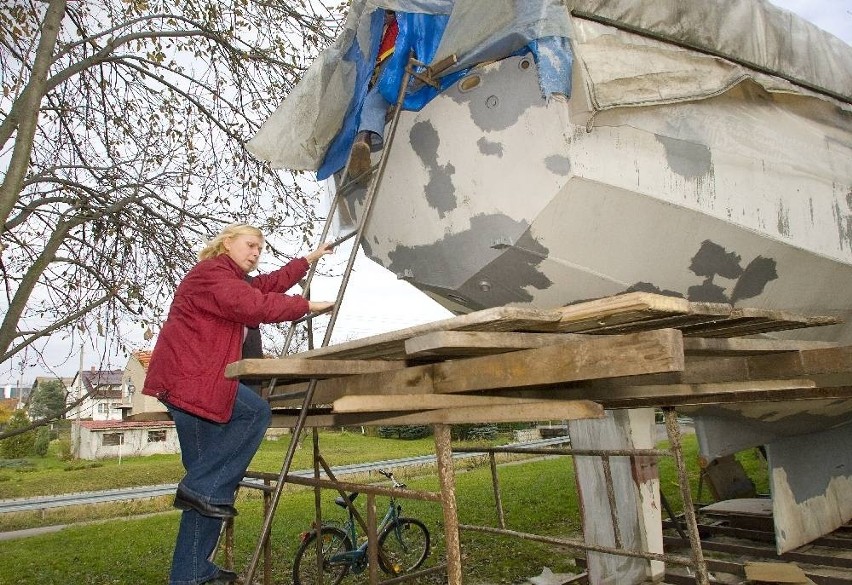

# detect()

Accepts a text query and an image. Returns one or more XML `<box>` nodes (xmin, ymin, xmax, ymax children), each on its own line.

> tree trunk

<box><xmin>0</xmin><ymin>0</ymin><xmax>66</xmax><ymax>231</ymax></box>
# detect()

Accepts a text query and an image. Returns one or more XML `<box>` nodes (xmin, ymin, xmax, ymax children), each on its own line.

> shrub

<box><xmin>377</xmin><ymin>425</ymin><xmax>432</xmax><ymax>440</ymax></box>
<box><xmin>55</xmin><ymin>438</ymin><xmax>74</xmax><ymax>461</ymax></box>
<box><xmin>451</xmin><ymin>423</ymin><xmax>499</xmax><ymax>441</ymax></box>
<box><xmin>32</xmin><ymin>427</ymin><xmax>51</xmax><ymax>457</ymax></box>
<box><xmin>1</xmin><ymin>411</ymin><xmax>37</xmax><ymax>459</ymax></box>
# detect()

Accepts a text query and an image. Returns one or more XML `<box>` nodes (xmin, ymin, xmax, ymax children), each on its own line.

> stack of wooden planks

<box><xmin>224</xmin><ymin>292</ymin><xmax>849</xmax><ymax>428</ymax></box>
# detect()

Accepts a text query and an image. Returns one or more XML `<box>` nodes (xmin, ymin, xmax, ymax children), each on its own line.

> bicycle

<box><xmin>292</xmin><ymin>469</ymin><xmax>431</xmax><ymax>585</ymax></box>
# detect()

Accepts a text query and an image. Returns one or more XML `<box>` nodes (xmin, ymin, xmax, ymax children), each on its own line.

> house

<box><xmin>67</xmin><ymin>367</ymin><xmax>125</xmax><ymax>421</ymax></box>
<box><xmin>122</xmin><ymin>350</ymin><xmax>168</xmax><ymax>418</ymax></box>
<box><xmin>72</xmin><ymin>419</ymin><xmax>178</xmax><ymax>460</ymax></box>
<box><xmin>66</xmin><ymin>355</ymin><xmax>177</xmax><ymax>459</ymax></box>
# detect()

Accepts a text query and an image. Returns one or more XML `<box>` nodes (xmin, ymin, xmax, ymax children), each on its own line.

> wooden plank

<box><xmin>266</xmin><ymin>329</ymin><xmax>684</xmax><ymax>406</ymax></box>
<box><xmin>270</xmin><ymin>400</ymin><xmax>603</xmax><ymax>427</ymax></box>
<box><xmin>551</xmin><ymin>293</ymin><xmax>731</xmax><ymax>333</ymax></box>
<box><xmin>549</xmin><ymin>293</ymin><xmax>837</xmax><ymax>337</ymax></box>
<box><xmin>569</xmin><ymin>409</ymin><xmax>661</xmax><ymax>584</ymax></box>
<box><xmin>352</xmin><ymin>400</ymin><xmax>604</xmax><ymax>425</ymax></box>
<box><xmin>575</xmin><ymin>344</ymin><xmax>852</xmax><ymax>387</ymax></box>
<box><xmin>681</xmin><ymin>308</ymin><xmax>839</xmax><ymax>338</ymax></box>
<box><xmin>225</xmin><ymin>357</ymin><xmax>405</xmax><ymax>381</ymax></box>
<box><xmin>682</xmin><ymin>337</ymin><xmax>838</xmax><ymax>356</ymax></box>
<box><xmin>484</xmin><ymin>379</ymin><xmax>836</xmax><ymax>409</ymax></box>
<box><xmin>748</xmin><ymin>344</ymin><xmax>852</xmax><ymax>379</ymax></box>
<box><xmin>332</xmin><ymin>393</ymin><xmax>554</xmax><ymax>413</ymax></box>
<box><xmin>288</xmin><ymin>306</ymin><xmax>565</xmax><ymax>361</ymax></box>
<box><xmin>432</xmin><ymin>329</ymin><xmax>684</xmax><ymax>394</ymax></box>
<box><xmin>404</xmin><ymin>331</ymin><xmax>579</xmax><ymax>359</ymax></box>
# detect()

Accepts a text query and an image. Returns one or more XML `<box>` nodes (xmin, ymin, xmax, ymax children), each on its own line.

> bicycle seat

<box><xmin>334</xmin><ymin>492</ymin><xmax>358</xmax><ymax>508</ymax></box>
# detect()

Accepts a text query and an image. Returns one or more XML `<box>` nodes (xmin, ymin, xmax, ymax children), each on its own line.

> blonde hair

<box><xmin>198</xmin><ymin>223</ymin><xmax>264</xmax><ymax>261</ymax></box>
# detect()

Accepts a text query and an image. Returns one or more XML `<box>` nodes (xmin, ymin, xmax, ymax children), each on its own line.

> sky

<box><xmin>2</xmin><ymin>0</ymin><xmax>851</xmax><ymax>387</ymax></box>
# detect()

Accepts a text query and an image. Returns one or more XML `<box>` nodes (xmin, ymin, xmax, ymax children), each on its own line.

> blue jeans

<box><xmin>166</xmin><ymin>384</ymin><xmax>271</xmax><ymax>584</ymax></box>
<box><xmin>358</xmin><ymin>86</ymin><xmax>391</xmax><ymax>142</ymax></box>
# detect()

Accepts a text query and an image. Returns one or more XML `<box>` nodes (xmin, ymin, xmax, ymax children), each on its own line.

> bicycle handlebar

<box><xmin>377</xmin><ymin>468</ymin><xmax>405</xmax><ymax>489</ymax></box>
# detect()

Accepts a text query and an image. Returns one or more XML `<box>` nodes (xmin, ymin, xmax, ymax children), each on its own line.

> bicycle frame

<box><xmin>294</xmin><ymin>468</ymin><xmax>430</xmax><ymax>584</ymax></box>
<box><xmin>326</xmin><ymin>493</ymin><xmax>401</xmax><ymax>570</ymax></box>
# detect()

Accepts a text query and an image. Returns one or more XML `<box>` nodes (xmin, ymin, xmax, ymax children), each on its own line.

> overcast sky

<box><xmin>770</xmin><ymin>0</ymin><xmax>851</xmax><ymax>42</ymax></box>
<box><xmin>2</xmin><ymin>0</ymin><xmax>851</xmax><ymax>386</ymax></box>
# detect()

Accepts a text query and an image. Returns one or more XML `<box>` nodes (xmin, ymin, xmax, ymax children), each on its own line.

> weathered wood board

<box><xmin>569</xmin><ymin>409</ymin><xmax>662</xmax><ymax>585</ymax></box>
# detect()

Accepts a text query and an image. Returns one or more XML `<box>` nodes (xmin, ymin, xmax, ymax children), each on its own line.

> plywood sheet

<box><xmin>744</xmin><ymin>561</ymin><xmax>812</xmax><ymax>584</ymax></box>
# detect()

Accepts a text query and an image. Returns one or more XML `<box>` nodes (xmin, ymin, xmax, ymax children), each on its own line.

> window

<box><xmin>147</xmin><ymin>430</ymin><xmax>167</xmax><ymax>443</ymax></box>
<box><xmin>102</xmin><ymin>433</ymin><xmax>124</xmax><ymax>446</ymax></box>
<box><xmin>97</xmin><ymin>403</ymin><xmax>109</xmax><ymax>414</ymax></box>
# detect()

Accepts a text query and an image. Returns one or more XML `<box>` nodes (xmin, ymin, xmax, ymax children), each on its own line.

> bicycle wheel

<box><xmin>293</xmin><ymin>526</ymin><xmax>353</xmax><ymax>585</ymax></box>
<box><xmin>377</xmin><ymin>517</ymin><xmax>430</xmax><ymax>575</ymax></box>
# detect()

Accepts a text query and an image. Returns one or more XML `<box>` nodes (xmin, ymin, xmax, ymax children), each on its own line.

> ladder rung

<box><xmin>330</xmin><ymin>230</ymin><xmax>357</xmax><ymax>248</ymax></box>
<box><xmin>337</xmin><ymin>162</ymin><xmax>379</xmax><ymax>196</ymax></box>
<box><xmin>292</xmin><ymin>305</ymin><xmax>333</xmax><ymax>325</ymax></box>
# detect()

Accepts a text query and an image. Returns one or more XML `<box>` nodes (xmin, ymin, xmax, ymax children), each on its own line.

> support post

<box><xmin>434</xmin><ymin>423</ymin><xmax>462</xmax><ymax>584</ymax></box>
<box><xmin>663</xmin><ymin>407</ymin><xmax>710</xmax><ymax>585</ymax></box>
<box><xmin>368</xmin><ymin>493</ymin><xmax>379</xmax><ymax>584</ymax></box>
<box><xmin>262</xmin><ymin>480</ymin><xmax>271</xmax><ymax>585</ymax></box>
<box><xmin>488</xmin><ymin>452</ymin><xmax>506</xmax><ymax>529</ymax></box>
<box><xmin>313</xmin><ymin>429</ymin><xmax>324</xmax><ymax>585</ymax></box>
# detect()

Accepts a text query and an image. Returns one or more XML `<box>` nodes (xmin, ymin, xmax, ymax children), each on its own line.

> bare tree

<box><xmin>0</xmin><ymin>0</ymin><xmax>344</xmax><ymax>370</ymax></box>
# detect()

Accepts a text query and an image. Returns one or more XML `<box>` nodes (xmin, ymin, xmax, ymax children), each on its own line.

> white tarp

<box><xmin>567</xmin><ymin>0</ymin><xmax>852</xmax><ymax>103</ymax></box>
<box><xmin>571</xmin><ymin>18</ymin><xmax>843</xmax><ymax>112</ymax></box>
<box><xmin>247</xmin><ymin>0</ymin><xmax>852</xmax><ymax>171</ymax></box>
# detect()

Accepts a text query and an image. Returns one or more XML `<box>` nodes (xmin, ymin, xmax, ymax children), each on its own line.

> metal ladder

<box><xmin>241</xmin><ymin>53</ymin><xmax>445</xmax><ymax>584</ymax></box>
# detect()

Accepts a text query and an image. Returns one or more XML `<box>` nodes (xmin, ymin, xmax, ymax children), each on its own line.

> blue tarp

<box><xmin>317</xmin><ymin>10</ymin><xmax>573</xmax><ymax>180</ymax></box>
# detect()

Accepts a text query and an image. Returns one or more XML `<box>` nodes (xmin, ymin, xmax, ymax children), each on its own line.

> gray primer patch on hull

<box><xmin>687</xmin><ymin>240</ymin><xmax>777</xmax><ymax>305</ymax></box>
<box><xmin>767</xmin><ymin>423</ymin><xmax>852</xmax><ymax>505</ymax></box>
<box><xmin>655</xmin><ymin>134</ymin><xmax>713</xmax><ymax>180</ymax></box>
<box><xmin>455</xmin><ymin>232</ymin><xmax>552</xmax><ymax>308</ymax></box>
<box><xmin>478</xmin><ymin>137</ymin><xmax>503</xmax><ymax>157</ymax></box>
<box><xmin>410</xmin><ymin>120</ymin><xmax>457</xmax><ymax>217</ymax></box>
<box><xmin>545</xmin><ymin>155</ymin><xmax>571</xmax><ymax>176</ymax></box>
<box><xmin>625</xmin><ymin>240</ymin><xmax>777</xmax><ymax>305</ymax></box>
<box><xmin>383</xmin><ymin>213</ymin><xmax>551</xmax><ymax>309</ymax></box>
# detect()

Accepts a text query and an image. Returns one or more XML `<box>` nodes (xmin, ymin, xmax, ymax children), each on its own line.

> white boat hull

<box><xmin>338</xmin><ymin>53</ymin><xmax>852</xmax><ymax>555</ymax></box>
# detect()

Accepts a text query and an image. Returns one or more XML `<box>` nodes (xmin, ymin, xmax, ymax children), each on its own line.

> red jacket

<box><xmin>142</xmin><ymin>254</ymin><xmax>310</xmax><ymax>422</ymax></box>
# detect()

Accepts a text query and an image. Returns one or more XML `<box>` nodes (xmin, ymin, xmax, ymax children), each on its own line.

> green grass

<box><xmin>0</xmin><ymin>457</ymin><xmax>585</xmax><ymax>585</ymax></box>
<box><xmin>0</xmin><ymin>430</ymin><xmax>437</xmax><ymax>499</ymax></box>
<box><xmin>0</xmin><ymin>431</ymin><xmax>769</xmax><ymax>585</ymax></box>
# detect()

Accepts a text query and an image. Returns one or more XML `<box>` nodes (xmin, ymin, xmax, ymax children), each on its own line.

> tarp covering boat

<box><xmin>247</xmin><ymin>0</ymin><xmax>852</xmax><ymax>174</ymax></box>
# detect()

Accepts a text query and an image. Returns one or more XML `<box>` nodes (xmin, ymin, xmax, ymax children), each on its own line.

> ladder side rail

<box><xmin>242</xmin><ymin>54</ymin><xmax>418</xmax><ymax>584</ymax></box>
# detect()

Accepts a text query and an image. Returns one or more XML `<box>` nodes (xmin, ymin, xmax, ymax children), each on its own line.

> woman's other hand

<box><xmin>304</xmin><ymin>243</ymin><xmax>334</xmax><ymax>264</ymax></box>
<box><xmin>308</xmin><ymin>301</ymin><xmax>335</xmax><ymax>313</ymax></box>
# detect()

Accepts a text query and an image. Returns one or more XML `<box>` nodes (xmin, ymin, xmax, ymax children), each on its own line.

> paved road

<box><xmin>0</xmin><ymin>436</ymin><xmax>573</xmax><ymax>515</ymax></box>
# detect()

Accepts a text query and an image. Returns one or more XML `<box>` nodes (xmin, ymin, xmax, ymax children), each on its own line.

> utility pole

<box><xmin>74</xmin><ymin>343</ymin><xmax>83</xmax><ymax>459</ymax></box>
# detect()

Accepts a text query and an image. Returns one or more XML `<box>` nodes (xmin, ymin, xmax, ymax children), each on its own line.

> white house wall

<box><xmin>74</xmin><ymin>425</ymin><xmax>179</xmax><ymax>460</ymax></box>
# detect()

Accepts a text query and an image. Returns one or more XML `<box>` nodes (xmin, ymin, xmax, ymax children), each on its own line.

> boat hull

<box><xmin>338</xmin><ymin>53</ymin><xmax>852</xmax><ymax>554</ymax></box>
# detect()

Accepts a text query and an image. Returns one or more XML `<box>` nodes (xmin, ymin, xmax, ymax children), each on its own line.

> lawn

<box><xmin>0</xmin><ymin>429</ymin><xmax>768</xmax><ymax>585</ymax></box>
<box><xmin>0</xmin><ymin>430</ymin><xmax>438</xmax><ymax>499</ymax></box>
